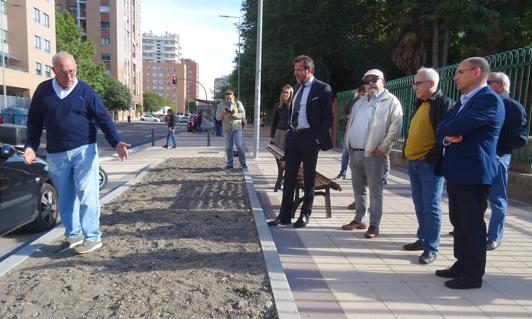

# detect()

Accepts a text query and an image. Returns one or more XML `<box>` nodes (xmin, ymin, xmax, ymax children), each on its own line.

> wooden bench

<box><xmin>266</xmin><ymin>143</ymin><xmax>342</xmax><ymax>218</ymax></box>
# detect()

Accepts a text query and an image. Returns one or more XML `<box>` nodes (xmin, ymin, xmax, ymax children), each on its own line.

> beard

<box><xmin>367</xmin><ymin>87</ymin><xmax>378</xmax><ymax>98</ymax></box>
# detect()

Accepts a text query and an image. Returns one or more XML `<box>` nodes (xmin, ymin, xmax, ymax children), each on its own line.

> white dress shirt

<box><xmin>348</xmin><ymin>89</ymin><xmax>384</xmax><ymax>149</ymax></box>
<box><xmin>292</xmin><ymin>75</ymin><xmax>315</xmax><ymax>129</ymax></box>
<box><xmin>52</xmin><ymin>78</ymin><xmax>78</xmax><ymax>99</ymax></box>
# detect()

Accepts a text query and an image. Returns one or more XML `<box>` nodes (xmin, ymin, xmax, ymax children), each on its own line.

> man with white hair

<box><xmin>485</xmin><ymin>72</ymin><xmax>528</xmax><ymax>250</ymax></box>
<box><xmin>341</xmin><ymin>69</ymin><xmax>403</xmax><ymax>238</ymax></box>
<box><xmin>402</xmin><ymin>67</ymin><xmax>454</xmax><ymax>264</ymax></box>
<box><xmin>24</xmin><ymin>51</ymin><xmax>130</xmax><ymax>254</ymax></box>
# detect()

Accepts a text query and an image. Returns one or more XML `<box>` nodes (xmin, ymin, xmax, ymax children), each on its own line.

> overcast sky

<box><xmin>142</xmin><ymin>0</ymin><xmax>243</xmax><ymax>99</ymax></box>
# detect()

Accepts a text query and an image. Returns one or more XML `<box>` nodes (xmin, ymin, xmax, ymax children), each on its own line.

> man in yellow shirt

<box><xmin>403</xmin><ymin>67</ymin><xmax>454</xmax><ymax>264</ymax></box>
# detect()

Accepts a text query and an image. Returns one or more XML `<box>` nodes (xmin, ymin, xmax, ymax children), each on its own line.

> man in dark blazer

<box><xmin>435</xmin><ymin>57</ymin><xmax>505</xmax><ymax>289</ymax></box>
<box><xmin>268</xmin><ymin>55</ymin><xmax>333</xmax><ymax>228</ymax></box>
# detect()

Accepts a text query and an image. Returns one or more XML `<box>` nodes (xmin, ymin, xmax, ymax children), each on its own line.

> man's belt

<box><xmin>292</xmin><ymin>128</ymin><xmax>312</xmax><ymax>134</ymax></box>
<box><xmin>350</xmin><ymin>148</ymin><xmax>364</xmax><ymax>151</ymax></box>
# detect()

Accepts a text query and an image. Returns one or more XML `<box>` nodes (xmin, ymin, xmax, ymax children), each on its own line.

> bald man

<box><xmin>24</xmin><ymin>51</ymin><xmax>130</xmax><ymax>254</ymax></box>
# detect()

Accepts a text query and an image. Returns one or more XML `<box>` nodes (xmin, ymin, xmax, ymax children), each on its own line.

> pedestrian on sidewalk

<box><xmin>267</xmin><ymin>55</ymin><xmax>333</xmax><ymax>229</ymax></box>
<box><xmin>216</xmin><ymin>90</ymin><xmax>247</xmax><ymax>169</ymax></box>
<box><xmin>163</xmin><ymin>109</ymin><xmax>177</xmax><ymax>148</ymax></box>
<box><xmin>485</xmin><ymin>72</ymin><xmax>528</xmax><ymax>251</ymax></box>
<box><xmin>197</xmin><ymin>110</ymin><xmax>203</xmax><ymax>134</ymax></box>
<box><xmin>403</xmin><ymin>67</ymin><xmax>454</xmax><ymax>264</ymax></box>
<box><xmin>23</xmin><ymin>51</ymin><xmax>130</xmax><ymax>254</ymax></box>
<box><xmin>435</xmin><ymin>57</ymin><xmax>504</xmax><ymax>289</ymax></box>
<box><xmin>270</xmin><ymin>84</ymin><xmax>294</xmax><ymax>150</ymax></box>
<box><xmin>341</xmin><ymin>69</ymin><xmax>403</xmax><ymax>239</ymax></box>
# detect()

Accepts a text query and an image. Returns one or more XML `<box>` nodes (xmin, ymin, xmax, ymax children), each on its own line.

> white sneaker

<box><xmin>74</xmin><ymin>240</ymin><xmax>103</xmax><ymax>254</ymax></box>
<box><xmin>55</xmin><ymin>235</ymin><xmax>84</xmax><ymax>253</ymax></box>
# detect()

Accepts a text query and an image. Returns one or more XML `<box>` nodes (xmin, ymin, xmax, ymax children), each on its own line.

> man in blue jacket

<box><xmin>485</xmin><ymin>72</ymin><xmax>528</xmax><ymax>250</ymax></box>
<box><xmin>24</xmin><ymin>51</ymin><xmax>130</xmax><ymax>254</ymax></box>
<box><xmin>435</xmin><ymin>57</ymin><xmax>505</xmax><ymax>289</ymax></box>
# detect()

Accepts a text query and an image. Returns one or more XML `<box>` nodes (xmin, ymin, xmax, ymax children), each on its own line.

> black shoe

<box><xmin>172</xmin><ymin>145</ymin><xmax>176</xmax><ymax>149</ymax></box>
<box><xmin>382</xmin><ymin>178</ymin><xmax>388</xmax><ymax>184</ymax></box>
<box><xmin>162</xmin><ymin>145</ymin><xmax>168</xmax><ymax>148</ymax></box>
<box><xmin>335</xmin><ymin>172</ymin><xmax>346</xmax><ymax>179</ymax></box>
<box><xmin>486</xmin><ymin>240</ymin><xmax>500</xmax><ymax>251</ymax></box>
<box><xmin>267</xmin><ymin>217</ymin><xmax>291</xmax><ymax>227</ymax></box>
<box><xmin>403</xmin><ymin>240</ymin><xmax>424</xmax><ymax>251</ymax></box>
<box><xmin>449</xmin><ymin>230</ymin><xmax>454</xmax><ymax>236</ymax></box>
<box><xmin>444</xmin><ymin>278</ymin><xmax>482</xmax><ymax>289</ymax></box>
<box><xmin>293</xmin><ymin>214</ymin><xmax>309</xmax><ymax>228</ymax></box>
<box><xmin>435</xmin><ymin>267</ymin><xmax>461</xmax><ymax>278</ymax></box>
<box><xmin>419</xmin><ymin>250</ymin><xmax>438</xmax><ymax>264</ymax></box>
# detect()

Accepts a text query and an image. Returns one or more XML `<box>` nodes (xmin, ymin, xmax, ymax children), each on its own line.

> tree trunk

<box><xmin>442</xmin><ymin>25</ymin><xmax>450</xmax><ymax>67</ymax></box>
<box><xmin>432</xmin><ymin>18</ymin><xmax>440</xmax><ymax>68</ymax></box>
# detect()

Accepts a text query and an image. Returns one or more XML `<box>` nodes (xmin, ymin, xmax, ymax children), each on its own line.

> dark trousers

<box><xmin>447</xmin><ymin>184</ymin><xmax>490</xmax><ymax>283</ymax></box>
<box><xmin>278</xmin><ymin>131</ymin><xmax>319</xmax><ymax>222</ymax></box>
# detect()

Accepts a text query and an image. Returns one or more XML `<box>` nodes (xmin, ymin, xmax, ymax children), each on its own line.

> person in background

<box><xmin>24</xmin><ymin>51</ymin><xmax>130</xmax><ymax>254</ymax></box>
<box><xmin>270</xmin><ymin>84</ymin><xmax>294</xmax><ymax>150</ymax></box>
<box><xmin>197</xmin><ymin>110</ymin><xmax>203</xmax><ymax>134</ymax></box>
<box><xmin>163</xmin><ymin>109</ymin><xmax>176</xmax><ymax>149</ymax></box>
<box><xmin>216</xmin><ymin>90</ymin><xmax>247</xmax><ymax>169</ymax></box>
<box><xmin>485</xmin><ymin>72</ymin><xmax>528</xmax><ymax>250</ymax></box>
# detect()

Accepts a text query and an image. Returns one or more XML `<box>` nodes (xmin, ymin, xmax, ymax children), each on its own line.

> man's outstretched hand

<box><xmin>116</xmin><ymin>142</ymin><xmax>131</xmax><ymax>161</ymax></box>
<box><xmin>23</xmin><ymin>147</ymin><xmax>37</xmax><ymax>164</ymax></box>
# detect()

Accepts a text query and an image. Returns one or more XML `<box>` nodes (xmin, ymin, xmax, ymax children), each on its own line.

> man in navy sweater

<box><xmin>24</xmin><ymin>51</ymin><xmax>130</xmax><ymax>254</ymax></box>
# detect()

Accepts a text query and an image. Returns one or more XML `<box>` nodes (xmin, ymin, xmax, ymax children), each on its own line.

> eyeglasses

<box><xmin>59</xmin><ymin>69</ymin><xmax>76</xmax><ymax>77</ymax></box>
<box><xmin>224</xmin><ymin>93</ymin><xmax>233</xmax><ymax>96</ymax></box>
<box><xmin>455</xmin><ymin>67</ymin><xmax>476</xmax><ymax>75</ymax></box>
<box><xmin>412</xmin><ymin>80</ymin><xmax>432</xmax><ymax>87</ymax></box>
<box><xmin>364</xmin><ymin>78</ymin><xmax>380</xmax><ymax>84</ymax></box>
<box><xmin>487</xmin><ymin>80</ymin><xmax>500</xmax><ymax>85</ymax></box>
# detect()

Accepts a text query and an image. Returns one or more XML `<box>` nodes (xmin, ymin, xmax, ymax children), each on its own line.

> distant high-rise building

<box><xmin>142</xmin><ymin>31</ymin><xmax>181</xmax><ymax>63</ymax></box>
<box><xmin>214</xmin><ymin>75</ymin><xmax>229</xmax><ymax>98</ymax></box>
<box><xmin>142</xmin><ymin>61</ymin><xmax>186</xmax><ymax>114</ymax></box>
<box><xmin>0</xmin><ymin>0</ymin><xmax>56</xmax><ymax>104</ymax></box>
<box><xmin>56</xmin><ymin>0</ymin><xmax>143</xmax><ymax>119</ymax></box>
<box><xmin>182</xmin><ymin>58</ymin><xmax>199</xmax><ymax>100</ymax></box>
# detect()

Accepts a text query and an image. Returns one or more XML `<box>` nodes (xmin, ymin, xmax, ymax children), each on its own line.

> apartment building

<box><xmin>142</xmin><ymin>31</ymin><xmax>181</xmax><ymax>63</ymax></box>
<box><xmin>213</xmin><ymin>75</ymin><xmax>229</xmax><ymax>98</ymax></box>
<box><xmin>182</xmin><ymin>58</ymin><xmax>198</xmax><ymax>100</ymax></box>
<box><xmin>143</xmin><ymin>61</ymin><xmax>186</xmax><ymax>114</ymax></box>
<box><xmin>0</xmin><ymin>0</ymin><xmax>56</xmax><ymax>105</ymax></box>
<box><xmin>56</xmin><ymin>0</ymin><xmax>142</xmax><ymax>119</ymax></box>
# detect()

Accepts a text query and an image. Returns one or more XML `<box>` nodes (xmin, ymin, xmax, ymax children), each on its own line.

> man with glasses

<box><xmin>215</xmin><ymin>90</ymin><xmax>247</xmax><ymax>169</ymax></box>
<box><xmin>341</xmin><ymin>69</ymin><xmax>403</xmax><ymax>238</ymax></box>
<box><xmin>485</xmin><ymin>72</ymin><xmax>527</xmax><ymax>250</ymax></box>
<box><xmin>435</xmin><ymin>57</ymin><xmax>504</xmax><ymax>289</ymax></box>
<box><xmin>403</xmin><ymin>67</ymin><xmax>454</xmax><ymax>264</ymax></box>
<box><xmin>24</xmin><ymin>51</ymin><xmax>130</xmax><ymax>254</ymax></box>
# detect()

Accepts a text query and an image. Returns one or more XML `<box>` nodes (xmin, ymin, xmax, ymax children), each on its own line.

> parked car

<box><xmin>176</xmin><ymin>115</ymin><xmax>189</xmax><ymax>123</ymax></box>
<box><xmin>0</xmin><ymin>143</ymin><xmax>59</xmax><ymax>236</ymax></box>
<box><xmin>140</xmin><ymin>114</ymin><xmax>161</xmax><ymax>122</ymax></box>
<box><xmin>0</xmin><ymin>107</ymin><xmax>29</xmax><ymax>126</ymax></box>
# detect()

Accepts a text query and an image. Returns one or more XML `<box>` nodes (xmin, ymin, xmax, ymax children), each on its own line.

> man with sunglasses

<box><xmin>341</xmin><ymin>69</ymin><xmax>403</xmax><ymax>238</ymax></box>
<box><xmin>24</xmin><ymin>51</ymin><xmax>130</xmax><ymax>254</ymax></box>
<box><xmin>435</xmin><ymin>57</ymin><xmax>505</xmax><ymax>289</ymax></box>
<box><xmin>485</xmin><ymin>72</ymin><xmax>527</xmax><ymax>251</ymax></box>
<box><xmin>402</xmin><ymin>67</ymin><xmax>454</xmax><ymax>264</ymax></box>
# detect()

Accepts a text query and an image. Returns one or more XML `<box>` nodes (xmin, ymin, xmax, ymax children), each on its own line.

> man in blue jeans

<box><xmin>215</xmin><ymin>90</ymin><xmax>247</xmax><ymax>169</ymax></box>
<box><xmin>485</xmin><ymin>72</ymin><xmax>528</xmax><ymax>250</ymax></box>
<box><xmin>24</xmin><ymin>51</ymin><xmax>130</xmax><ymax>254</ymax></box>
<box><xmin>403</xmin><ymin>67</ymin><xmax>454</xmax><ymax>264</ymax></box>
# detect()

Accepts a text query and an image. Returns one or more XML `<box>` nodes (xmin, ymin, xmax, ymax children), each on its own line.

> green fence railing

<box><xmin>337</xmin><ymin>46</ymin><xmax>532</xmax><ymax>163</ymax></box>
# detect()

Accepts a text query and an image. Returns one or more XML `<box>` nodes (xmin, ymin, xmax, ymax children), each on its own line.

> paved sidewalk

<box><xmin>102</xmin><ymin>126</ymin><xmax>532</xmax><ymax>318</ymax></box>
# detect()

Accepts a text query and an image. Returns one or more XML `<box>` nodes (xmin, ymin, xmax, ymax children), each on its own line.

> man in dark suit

<box><xmin>268</xmin><ymin>55</ymin><xmax>333</xmax><ymax>228</ymax></box>
<box><xmin>435</xmin><ymin>57</ymin><xmax>505</xmax><ymax>289</ymax></box>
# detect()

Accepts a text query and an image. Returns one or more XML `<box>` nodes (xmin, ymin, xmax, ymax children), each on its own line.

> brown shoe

<box><xmin>364</xmin><ymin>226</ymin><xmax>379</xmax><ymax>238</ymax></box>
<box><xmin>347</xmin><ymin>201</ymin><xmax>356</xmax><ymax>210</ymax></box>
<box><xmin>341</xmin><ymin>220</ymin><xmax>367</xmax><ymax>230</ymax></box>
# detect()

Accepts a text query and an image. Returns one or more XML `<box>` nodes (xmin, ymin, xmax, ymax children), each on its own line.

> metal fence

<box><xmin>336</xmin><ymin>46</ymin><xmax>532</xmax><ymax>163</ymax></box>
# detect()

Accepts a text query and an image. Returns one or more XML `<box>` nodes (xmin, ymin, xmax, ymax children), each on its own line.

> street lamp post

<box><xmin>219</xmin><ymin>14</ymin><xmax>241</xmax><ymax>100</ymax></box>
<box><xmin>1</xmin><ymin>2</ymin><xmax>8</xmax><ymax>109</ymax></box>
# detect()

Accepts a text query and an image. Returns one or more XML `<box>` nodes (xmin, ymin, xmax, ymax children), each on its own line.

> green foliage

<box><xmin>103</xmin><ymin>78</ymin><xmax>131</xmax><ymax>113</ymax></box>
<box><xmin>186</xmin><ymin>100</ymin><xmax>198</xmax><ymax>114</ymax></box>
<box><xmin>55</xmin><ymin>11</ymin><xmax>110</xmax><ymax>96</ymax></box>
<box><xmin>143</xmin><ymin>92</ymin><xmax>165</xmax><ymax>112</ymax></box>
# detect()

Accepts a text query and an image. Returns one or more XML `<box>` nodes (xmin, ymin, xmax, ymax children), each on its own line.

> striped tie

<box><xmin>291</xmin><ymin>83</ymin><xmax>305</xmax><ymax>129</ymax></box>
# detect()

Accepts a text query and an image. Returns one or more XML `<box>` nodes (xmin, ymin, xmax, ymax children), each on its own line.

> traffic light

<box><xmin>172</xmin><ymin>75</ymin><xmax>177</xmax><ymax>84</ymax></box>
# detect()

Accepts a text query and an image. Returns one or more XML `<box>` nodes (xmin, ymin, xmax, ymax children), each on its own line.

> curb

<box><xmin>242</xmin><ymin>167</ymin><xmax>301</xmax><ymax>319</ymax></box>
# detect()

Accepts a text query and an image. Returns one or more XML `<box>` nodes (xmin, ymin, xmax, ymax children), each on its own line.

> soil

<box><xmin>0</xmin><ymin>158</ymin><xmax>277</xmax><ymax>319</ymax></box>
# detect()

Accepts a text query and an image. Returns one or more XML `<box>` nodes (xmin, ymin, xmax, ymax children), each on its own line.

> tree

<box><xmin>55</xmin><ymin>11</ymin><xmax>110</xmax><ymax>96</ymax></box>
<box><xmin>103</xmin><ymin>78</ymin><xmax>131</xmax><ymax>121</ymax></box>
<box><xmin>143</xmin><ymin>92</ymin><xmax>165</xmax><ymax>113</ymax></box>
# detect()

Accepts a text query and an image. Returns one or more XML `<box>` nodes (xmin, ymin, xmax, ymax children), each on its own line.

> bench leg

<box><xmin>324</xmin><ymin>188</ymin><xmax>332</xmax><ymax>218</ymax></box>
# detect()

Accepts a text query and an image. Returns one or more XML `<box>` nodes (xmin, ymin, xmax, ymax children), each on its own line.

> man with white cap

<box><xmin>341</xmin><ymin>69</ymin><xmax>403</xmax><ymax>238</ymax></box>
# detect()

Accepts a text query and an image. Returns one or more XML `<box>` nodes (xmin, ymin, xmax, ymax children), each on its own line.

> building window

<box><xmin>45</xmin><ymin>65</ymin><xmax>51</xmax><ymax>77</ymax></box>
<box><xmin>100</xmin><ymin>6</ymin><xmax>110</xmax><ymax>13</ymax></box>
<box><xmin>55</xmin><ymin>4</ymin><xmax>62</xmax><ymax>11</ymax></box>
<box><xmin>101</xmin><ymin>37</ymin><xmax>111</xmax><ymax>45</ymax></box>
<box><xmin>43</xmin><ymin>13</ymin><xmax>50</xmax><ymax>27</ymax></box>
<box><xmin>34</xmin><ymin>35</ymin><xmax>41</xmax><ymax>49</ymax></box>
<box><xmin>100</xmin><ymin>21</ymin><xmax>110</xmax><ymax>29</ymax></box>
<box><xmin>43</xmin><ymin>39</ymin><xmax>50</xmax><ymax>52</ymax></box>
<box><xmin>33</xmin><ymin>7</ymin><xmax>40</xmax><ymax>23</ymax></box>
<box><xmin>0</xmin><ymin>1</ymin><xmax>5</xmax><ymax>14</ymax></box>
<box><xmin>101</xmin><ymin>53</ymin><xmax>111</xmax><ymax>61</ymax></box>
<box><xmin>1</xmin><ymin>29</ymin><xmax>7</xmax><ymax>44</ymax></box>
<box><xmin>36</xmin><ymin>62</ymin><xmax>42</xmax><ymax>75</ymax></box>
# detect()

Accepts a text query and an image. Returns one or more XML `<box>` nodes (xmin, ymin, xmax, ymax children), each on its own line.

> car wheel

<box><xmin>99</xmin><ymin>166</ymin><xmax>108</xmax><ymax>191</ymax></box>
<box><xmin>28</xmin><ymin>182</ymin><xmax>59</xmax><ymax>231</ymax></box>
<box><xmin>141</xmin><ymin>118</ymin><xmax>145</xmax><ymax>121</ymax></box>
